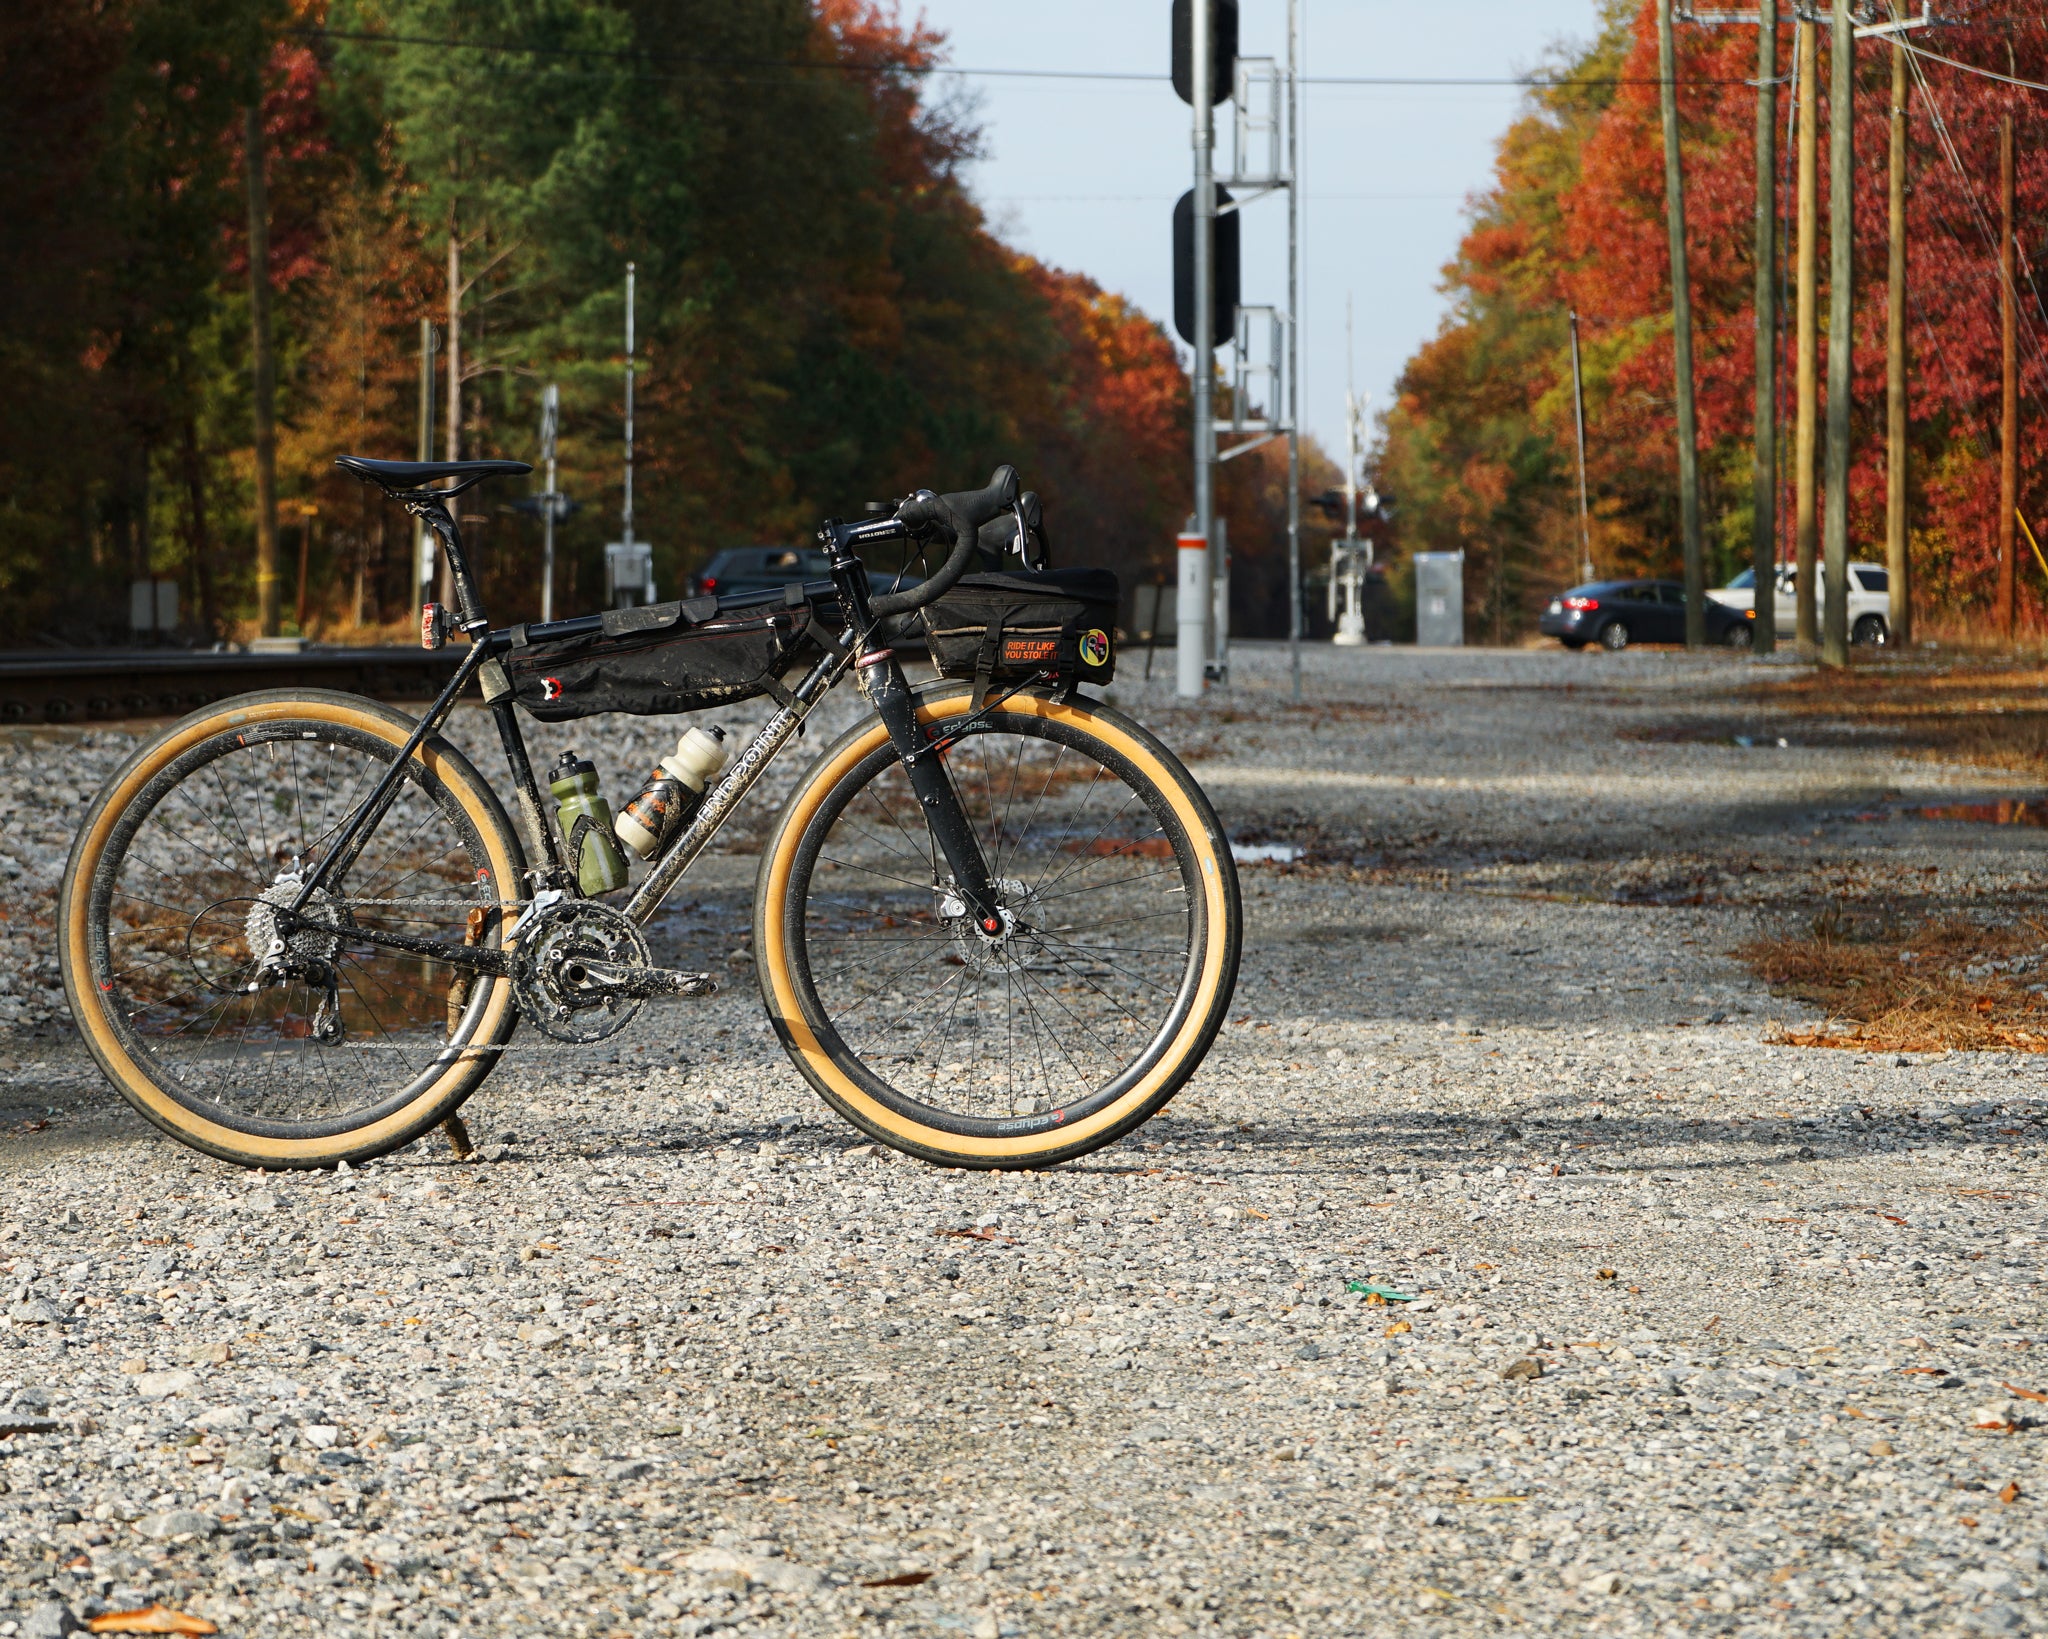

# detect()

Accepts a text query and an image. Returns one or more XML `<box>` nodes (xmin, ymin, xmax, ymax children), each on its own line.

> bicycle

<box><xmin>58</xmin><ymin>458</ymin><xmax>1242</xmax><ymax>1171</ymax></box>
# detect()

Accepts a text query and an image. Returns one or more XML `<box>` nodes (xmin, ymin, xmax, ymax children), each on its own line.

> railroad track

<box><xmin>0</xmin><ymin>646</ymin><xmax>463</xmax><ymax>725</ymax></box>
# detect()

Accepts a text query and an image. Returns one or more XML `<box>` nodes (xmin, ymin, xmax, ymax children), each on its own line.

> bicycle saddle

<box><xmin>336</xmin><ymin>456</ymin><xmax>532</xmax><ymax>491</ymax></box>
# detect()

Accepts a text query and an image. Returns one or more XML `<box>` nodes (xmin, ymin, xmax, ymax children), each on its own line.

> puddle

<box><xmin>1852</xmin><ymin>797</ymin><xmax>2048</xmax><ymax>829</ymax></box>
<box><xmin>1231</xmin><ymin>842</ymin><xmax>1306</xmax><ymax>865</ymax></box>
<box><xmin>1733</xmin><ymin>735</ymin><xmax>1791</xmax><ymax>749</ymax></box>
<box><xmin>1913</xmin><ymin>799</ymin><xmax>2048</xmax><ymax>829</ymax></box>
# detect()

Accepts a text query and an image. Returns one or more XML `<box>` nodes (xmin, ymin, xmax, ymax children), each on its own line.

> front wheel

<box><xmin>1853</xmin><ymin>614</ymin><xmax>1889</xmax><ymax>647</ymax></box>
<box><xmin>755</xmin><ymin>686</ymin><xmax>1242</xmax><ymax>1169</ymax></box>
<box><xmin>1598</xmin><ymin>621</ymin><xmax>1631</xmax><ymax>651</ymax></box>
<box><xmin>1723</xmin><ymin>621</ymin><xmax>1754</xmax><ymax>650</ymax></box>
<box><xmin>59</xmin><ymin>691</ymin><xmax>526</xmax><ymax>1170</ymax></box>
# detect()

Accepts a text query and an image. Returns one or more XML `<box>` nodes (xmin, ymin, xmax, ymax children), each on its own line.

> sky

<box><xmin>910</xmin><ymin>0</ymin><xmax>1609</xmax><ymax>472</ymax></box>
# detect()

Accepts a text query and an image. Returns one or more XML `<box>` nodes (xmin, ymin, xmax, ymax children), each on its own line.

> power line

<box><xmin>289</xmin><ymin>28</ymin><xmax>1784</xmax><ymax>91</ymax></box>
<box><xmin>1900</xmin><ymin>39</ymin><xmax>2048</xmax><ymax>95</ymax></box>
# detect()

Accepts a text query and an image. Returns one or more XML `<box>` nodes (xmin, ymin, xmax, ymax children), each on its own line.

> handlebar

<box><xmin>867</xmin><ymin>465</ymin><xmax>1019</xmax><ymax>620</ymax></box>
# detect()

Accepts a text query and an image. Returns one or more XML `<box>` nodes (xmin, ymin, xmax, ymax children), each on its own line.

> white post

<box><xmin>1177</xmin><ymin>528</ymin><xmax>1208</xmax><ymax>695</ymax></box>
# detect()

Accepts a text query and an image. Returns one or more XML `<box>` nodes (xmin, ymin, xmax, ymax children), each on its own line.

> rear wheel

<box><xmin>59</xmin><ymin>691</ymin><xmax>525</xmax><ymax>1169</ymax></box>
<box><xmin>1599</xmin><ymin>621</ymin><xmax>1631</xmax><ymax>652</ymax></box>
<box><xmin>1853</xmin><ymin>614</ymin><xmax>1889</xmax><ymax>647</ymax></box>
<box><xmin>1723</xmin><ymin>621</ymin><xmax>1754</xmax><ymax>650</ymax></box>
<box><xmin>755</xmin><ymin>687</ymin><xmax>1241</xmax><ymax>1169</ymax></box>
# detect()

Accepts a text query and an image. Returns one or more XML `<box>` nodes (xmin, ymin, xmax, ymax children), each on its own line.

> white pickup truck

<box><xmin>1707</xmin><ymin>562</ymin><xmax>1893</xmax><ymax>645</ymax></box>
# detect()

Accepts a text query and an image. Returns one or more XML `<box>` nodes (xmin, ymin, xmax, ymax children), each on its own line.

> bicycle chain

<box><xmin>278</xmin><ymin>894</ymin><xmax>748</xmax><ymax>1056</ymax></box>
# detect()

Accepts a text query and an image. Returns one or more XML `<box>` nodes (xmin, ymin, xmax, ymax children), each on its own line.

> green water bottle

<box><xmin>548</xmin><ymin>751</ymin><xmax>630</xmax><ymax>896</ymax></box>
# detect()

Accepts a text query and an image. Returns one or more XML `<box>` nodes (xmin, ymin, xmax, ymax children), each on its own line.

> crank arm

<box><xmin>568</xmin><ymin>961</ymin><xmax>718</xmax><ymax>1000</ymax></box>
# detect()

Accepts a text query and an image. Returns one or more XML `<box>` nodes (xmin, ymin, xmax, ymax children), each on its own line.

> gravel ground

<box><xmin>3</xmin><ymin>641</ymin><xmax>2047</xmax><ymax>1639</ymax></box>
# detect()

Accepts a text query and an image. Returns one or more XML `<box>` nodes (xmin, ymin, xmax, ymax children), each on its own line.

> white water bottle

<box><xmin>614</xmin><ymin>725</ymin><xmax>731</xmax><ymax>859</ymax></box>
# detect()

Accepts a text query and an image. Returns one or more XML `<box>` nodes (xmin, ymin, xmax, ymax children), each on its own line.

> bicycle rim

<box><xmin>67</xmin><ymin>701</ymin><xmax>519</xmax><ymax>1153</ymax></box>
<box><xmin>760</xmin><ymin>691</ymin><xmax>1238</xmax><ymax>1164</ymax></box>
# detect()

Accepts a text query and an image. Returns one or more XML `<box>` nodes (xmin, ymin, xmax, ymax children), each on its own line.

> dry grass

<box><xmin>1736</xmin><ymin>908</ymin><xmax>2048</xmax><ymax>1054</ymax></box>
<box><xmin>1750</xmin><ymin>656</ymin><xmax>2048</xmax><ymax>779</ymax></box>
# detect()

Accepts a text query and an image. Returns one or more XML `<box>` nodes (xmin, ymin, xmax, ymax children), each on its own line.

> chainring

<box><xmin>512</xmin><ymin>899</ymin><xmax>654</xmax><ymax>1045</ymax></box>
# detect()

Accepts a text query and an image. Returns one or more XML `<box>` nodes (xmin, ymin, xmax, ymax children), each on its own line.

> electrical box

<box><xmin>129</xmin><ymin>580</ymin><xmax>179</xmax><ymax>637</ymax></box>
<box><xmin>605</xmin><ymin>541</ymin><xmax>655</xmax><ymax>609</ymax></box>
<box><xmin>1413</xmin><ymin>552</ymin><xmax>1464</xmax><ymax>648</ymax></box>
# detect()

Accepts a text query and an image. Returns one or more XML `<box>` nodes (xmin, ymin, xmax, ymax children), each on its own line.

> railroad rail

<box><xmin>0</xmin><ymin>647</ymin><xmax>464</xmax><ymax>725</ymax></box>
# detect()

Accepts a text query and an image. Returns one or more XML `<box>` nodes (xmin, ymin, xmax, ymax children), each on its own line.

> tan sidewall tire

<box><xmin>59</xmin><ymin>690</ymin><xmax>526</xmax><ymax>1170</ymax></box>
<box><xmin>754</xmin><ymin>686</ymin><xmax>1240</xmax><ymax>1168</ymax></box>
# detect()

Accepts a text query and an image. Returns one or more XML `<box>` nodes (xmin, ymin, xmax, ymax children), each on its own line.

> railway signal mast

<box><xmin>1172</xmin><ymin>0</ymin><xmax>1302</xmax><ymax>700</ymax></box>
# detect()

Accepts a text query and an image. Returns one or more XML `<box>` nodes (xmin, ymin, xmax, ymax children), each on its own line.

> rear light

<box><xmin>1563</xmin><ymin>596</ymin><xmax>1599</xmax><ymax>611</ymax></box>
<box><xmin>699</xmin><ymin>576</ymin><xmax>717</xmax><ymax>593</ymax></box>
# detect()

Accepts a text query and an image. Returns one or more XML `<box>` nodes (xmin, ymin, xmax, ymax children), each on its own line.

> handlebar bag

<box><xmin>921</xmin><ymin>568</ymin><xmax>1118</xmax><ymax>705</ymax></box>
<box><xmin>504</xmin><ymin>593</ymin><xmax>818</xmax><ymax>723</ymax></box>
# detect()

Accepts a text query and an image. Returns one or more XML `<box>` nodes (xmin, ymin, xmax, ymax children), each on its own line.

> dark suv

<box><xmin>687</xmin><ymin>546</ymin><xmax>838</xmax><ymax>600</ymax></box>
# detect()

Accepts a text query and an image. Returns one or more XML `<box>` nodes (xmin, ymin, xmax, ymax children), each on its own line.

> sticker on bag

<box><xmin>1001</xmin><ymin>637</ymin><xmax>1058</xmax><ymax>665</ymax></box>
<box><xmin>1078</xmin><ymin>629</ymin><xmax>1111</xmax><ymax>668</ymax></box>
<box><xmin>541</xmin><ymin>676</ymin><xmax>565</xmax><ymax>703</ymax></box>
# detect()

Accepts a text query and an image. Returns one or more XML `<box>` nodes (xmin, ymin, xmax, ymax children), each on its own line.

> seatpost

<box><xmin>408</xmin><ymin>492</ymin><xmax>488</xmax><ymax>635</ymax></box>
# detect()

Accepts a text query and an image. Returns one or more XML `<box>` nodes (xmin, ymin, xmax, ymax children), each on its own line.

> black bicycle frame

<box><xmin>274</xmin><ymin>488</ymin><xmax>1006</xmax><ymax>972</ymax></box>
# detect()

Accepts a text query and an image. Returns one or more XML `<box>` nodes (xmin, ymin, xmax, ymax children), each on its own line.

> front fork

<box><xmin>856</xmin><ymin>648</ymin><xmax>1004</xmax><ymax>934</ymax></box>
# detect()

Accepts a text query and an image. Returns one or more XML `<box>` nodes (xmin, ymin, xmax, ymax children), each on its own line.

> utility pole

<box><xmin>625</xmin><ymin>264</ymin><xmax>636</xmax><ymax>555</ymax></box>
<box><xmin>539</xmin><ymin>384</ymin><xmax>560</xmax><ymax>624</ymax></box>
<box><xmin>1179</xmin><ymin>0</ymin><xmax>1216</xmax><ymax>701</ymax></box>
<box><xmin>244</xmin><ymin>105</ymin><xmax>280</xmax><ymax>639</ymax></box>
<box><xmin>2000</xmin><ymin>114</ymin><xmax>2018</xmax><ymax>639</ymax></box>
<box><xmin>442</xmin><ymin>224</ymin><xmax>462</xmax><ymax>609</ymax></box>
<box><xmin>1794</xmin><ymin>18</ymin><xmax>1820</xmax><ymax>651</ymax></box>
<box><xmin>415</xmin><ymin>318</ymin><xmax>436</xmax><ymax>607</ymax></box>
<box><xmin>1656</xmin><ymin>1</ymin><xmax>1706</xmax><ymax>648</ymax></box>
<box><xmin>1569</xmin><ymin>310</ymin><xmax>1594</xmax><ymax>584</ymax></box>
<box><xmin>604</xmin><ymin>264</ymin><xmax>651</xmax><ymax>609</ymax></box>
<box><xmin>1886</xmin><ymin>18</ymin><xmax>1912</xmax><ymax>647</ymax></box>
<box><xmin>1285</xmin><ymin>0</ymin><xmax>1302</xmax><ymax>704</ymax></box>
<box><xmin>1820</xmin><ymin>0</ymin><xmax>1854</xmax><ymax>667</ymax></box>
<box><xmin>1750</xmin><ymin>0</ymin><xmax>1778</xmax><ymax>655</ymax></box>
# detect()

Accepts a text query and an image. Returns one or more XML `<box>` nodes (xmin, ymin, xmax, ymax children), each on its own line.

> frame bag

<box><xmin>921</xmin><ymin>568</ymin><xmax>1118</xmax><ymax>705</ymax></box>
<box><xmin>504</xmin><ymin>592</ymin><xmax>819</xmax><ymax>723</ymax></box>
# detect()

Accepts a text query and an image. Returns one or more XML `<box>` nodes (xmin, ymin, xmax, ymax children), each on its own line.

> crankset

<box><xmin>511</xmin><ymin>898</ymin><xmax>716</xmax><ymax>1045</ymax></box>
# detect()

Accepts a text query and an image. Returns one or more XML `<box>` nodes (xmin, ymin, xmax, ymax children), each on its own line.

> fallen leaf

<box><xmin>861</xmin><ymin>1570</ymin><xmax>933</xmax><ymax>1588</ymax></box>
<box><xmin>2001</xmin><ymin>1480</ymin><xmax>2022</xmax><ymax>1504</ymax></box>
<box><xmin>1595</xmin><ymin>1269</ymin><xmax>1618</xmax><ymax>1281</ymax></box>
<box><xmin>88</xmin><ymin>1608</ymin><xmax>219</xmax><ymax>1636</ymax></box>
<box><xmin>2003</xmin><ymin>1382</ymin><xmax>2048</xmax><ymax>1403</ymax></box>
<box><xmin>1384</xmin><ymin>1320</ymin><xmax>1411</xmax><ymax>1337</ymax></box>
<box><xmin>1243</xmin><ymin>1208</ymin><xmax>1271</xmax><ymax>1220</ymax></box>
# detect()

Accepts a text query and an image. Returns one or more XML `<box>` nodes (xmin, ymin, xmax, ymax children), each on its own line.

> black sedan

<box><xmin>1538</xmin><ymin>578</ymin><xmax>1754</xmax><ymax>651</ymax></box>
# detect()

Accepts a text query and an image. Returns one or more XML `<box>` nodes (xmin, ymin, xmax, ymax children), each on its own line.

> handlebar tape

<box><xmin>870</xmin><ymin>465</ymin><xmax>1019</xmax><ymax>620</ymax></box>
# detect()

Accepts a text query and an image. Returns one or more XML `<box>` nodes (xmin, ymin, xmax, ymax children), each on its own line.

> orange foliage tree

<box><xmin>1379</xmin><ymin>0</ymin><xmax>2048</xmax><ymax>639</ymax></box>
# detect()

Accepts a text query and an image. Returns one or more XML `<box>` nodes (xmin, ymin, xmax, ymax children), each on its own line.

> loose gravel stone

<box><xmin>0</xmin><ymin>645</ymin><xmax>2045</xmax><ymax>1637</ymax></box>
